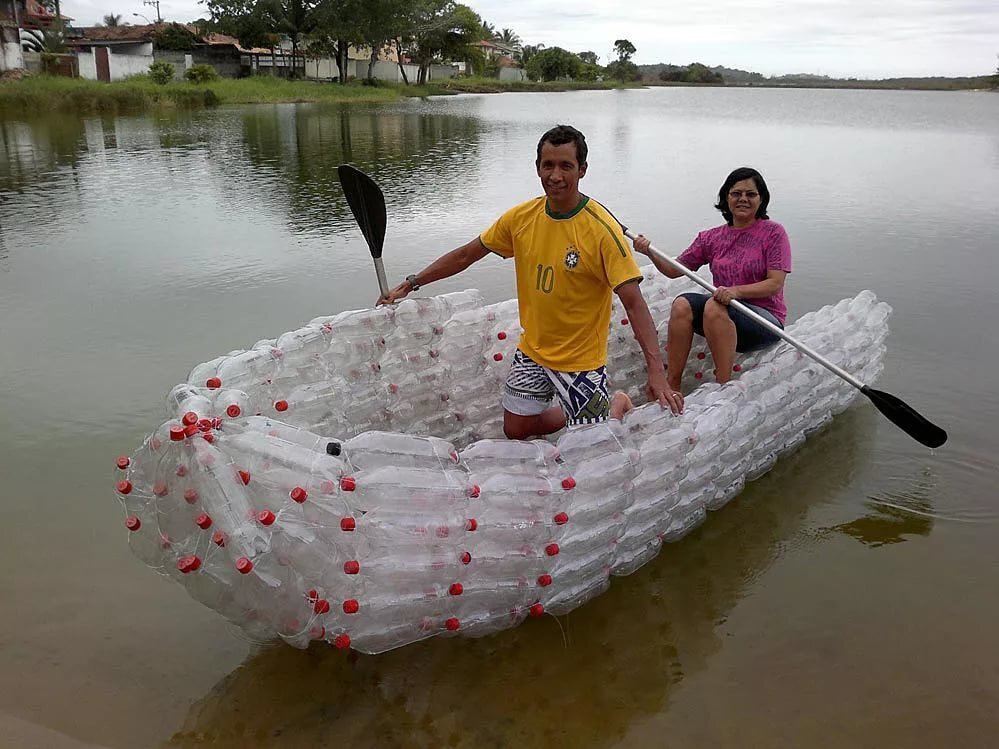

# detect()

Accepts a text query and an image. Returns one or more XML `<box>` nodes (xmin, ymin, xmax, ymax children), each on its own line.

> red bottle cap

<box><xmin>202</xmin><ymin>432</ymin><xmax>215</xmax><ymax>444</ymax></box>
<box><xmin>529</xmin><ymin>603</ymin><xmax>545</xmax><ymax>617</ymax></box>
<box><xmin>257</xmin><ymin>510</ymin><xmax>276</xmax><ymax>526</ymax></box>
<box><xmin>342</xmin><ymin>599</ymin><xmax>359</xmax><ymax>614</ymax></box>
<box><xmin>465</xmin><ymin>518</ymin><xmax>478</xmax><ymax>532</ymax></box>
<box><xmin>493</xmin><ymin>352</ymin><xmax>504</xmax><ymax>362</ymax></box>
<box><xmin>238</xmin><ymin>470</ymin><xmax>251</xmax><ymax>485</ymax></box>
<box><xmin>235</xmin><ymin>557</ymin><xmax>253</xmax><ymax>574</ymax></box>
<box><xmin>695</xmin><ymin>371</ymin><xmax>703</xmax><ymax>379</ymax></box>
<box><xmin>460</xmin><ymin>551</ymin><xmax>472</xmax><ymax>565</ymax></box>
<box><xmin>545</xmin><ymin>543</ymin><xmax>560</xmax><ymax>557</ymax></box>
<box><xmin>537</xmin><ymin>574</ymin><xmax>552</xmax><ymax>587</ymax></box>
<box><xmin>697</xmin><ymin>352</ymin><xmax>706</xmax><ymax>360</ymax></box>
<box><xmin>468</xmin><ymin>484</ymin><xmax>480</xmax><ymax>498</ymax></box>
<box><xmin>274</xmin><ymin>400</ymin><xmax>288</xmax><ymax>412</ymax></box>
<box><xmin>206</xmin><ymin>377</ymin><xmax>222</xmax><ymax>389</ymax></box>
<box><xmin>212</xmin><ymin>531</ymin><xmax>226</xmax><ymax>547</ymax></box>
<box><xmin>178</xmin><ymin>555</ymin><xmax>201</xmax><ymax>573</ymax></box>
<box><xmin>182</xmin><ymin>411</ymin><xmax>198</xmax><ymax>426</ymax></box>
<box><xmin>125</xmin><ymin>516</ymin><xmax>141</xmax><ymax>531</ymax></box>
<box><xmin>197</xmin><ymin>418</ymin><xmax>213</xmax><ymax>432</ymax></box>
<box><xmin>553</xmin><ymin>512</ymin><xmax>569</xmax><ymax>525</ymax></box>
<box><xmin>497</xmin><ymin>331</ymin><xmax>507</xmax><ymax>340</ymax></box>
<box><xmin>169</xmin><ymin>425</ymin><xmax>186</xmax><ymax>441</ymax></box>
<box><xmin>116</xmin><ymin>455</ymin><xmax>130</xmax><ymax>470</ymax></box>
<box><xmin>314</xmin><ymin>599</ymin><xmax>331</xmax><ymax>615</ymax></box>
<box><xmin>226</xmin><ymin>404</ymin><xmax>241</xmax><ymax>418</ymax></box>
<box><xmin>444</xmin><ymin>617</ymin><xmax>460</xmax><ymax>631</ymax></box>
<box><xmin>195</xmin><ymin>513</ymin><xmax>212</xmax><ymax>529</ymax></box>
<box><xmin>175</xmin><ymin>465</ymin><xmax>188</xmax><ymax>477</ymax></box>
<box><xmin>340</xmin><ymin>477</ymin><xmax>356</xmax><ymax>492</ymax></box>
<box><xmin>340</xmin><ymin>517</ymin><xmax>356</xmax><ymax>532</ymax></box>
<box><xmin>561</xmin><ymin>477</ymin><xmax>576</xmax><ymax>490</ymax></box>
<box><xmin>621</xmin><ymin>318</ymin><xmax>629</xmax><ymax>326</ymax></box>
<box><xmin>343</xmin><ymin>560</ymin><xmax>360</xmax><ymax>575</ymax></box>
<box><xmin>153</xmin><ymin>482</ymin><xmax>169</xmax><ymax>497</ymax></box>
<box><xmin>333</xmin><ymin>633</ymin><xmax>351</xmax><ymax>650</ymax></box>
<box><xmin>116</xmin><ymin>480</ymin><xmax>133</xmax><ymax>495</ymax></box>
<box><xmin>733</xmin><ymin>364</ymin><xmax>743</xmax><ymax>372</ymax></box>
<box><xmin>183</xmin><ymin>488</ymin><xmax>199</xmax><ymax>504</ymax></box>
<box><xmin>448</xmin><ymin>583</ymin><xmax>463</xmax><ymax>596</ymax></box>
<box><xmin>290</xmin><ymin>487</ymin><xmax>307</xmax><ymax>503</ymax></box>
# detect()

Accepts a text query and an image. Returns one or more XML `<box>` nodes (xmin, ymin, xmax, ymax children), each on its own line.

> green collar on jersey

<box><xmin>546</xmin><ymin>195</ymin><xmax>589</xmax><ymax>220</ymax></box>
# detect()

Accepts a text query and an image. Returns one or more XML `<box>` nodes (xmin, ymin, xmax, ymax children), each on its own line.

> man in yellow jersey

<box><xmin>378</xmin><ymin>125</ymin><xmax>682</xmax><ymax>439</ymax></box>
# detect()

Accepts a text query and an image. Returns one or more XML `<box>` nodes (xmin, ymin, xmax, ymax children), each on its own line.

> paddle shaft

<box><xmin>373</xmin><ymin>257</ymin><xmax>389</xmax><ymax>300</ymax></box>
<box><xmin>623</xmin><ymin>229</ymin><xmax>866</xmax><ymax>391</ymax></box>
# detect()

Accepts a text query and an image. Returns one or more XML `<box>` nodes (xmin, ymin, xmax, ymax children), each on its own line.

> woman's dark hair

<box><xmin>715</xmin><ymin>167</ymin><xmax>770</xmax><ymax>225</ymax></box>
<box><xmin>536</xmin><ymin>125</ymin><xmax>588</xmax><ymax>166</ymax></box>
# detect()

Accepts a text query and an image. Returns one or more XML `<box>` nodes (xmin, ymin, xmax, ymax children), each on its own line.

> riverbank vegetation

<box><xmin>0</xmin><ymin>73</ymin><xmax>637</xmax><ymax>116</ymax></box>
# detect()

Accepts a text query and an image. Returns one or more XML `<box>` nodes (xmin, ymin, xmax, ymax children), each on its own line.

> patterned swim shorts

<box><xmin>501</xmin><ymin>349</ymin><xmax>610</xmax><ymax>426</ymax></box>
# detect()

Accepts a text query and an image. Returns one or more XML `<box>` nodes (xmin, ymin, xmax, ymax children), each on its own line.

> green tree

<box><xmin>498</xmin><ymin>27</ymin><xmax>520</xmax><ymax>48</ymax></box>
<box><xmin>202</xmin><ymin>0</ymin><xmax>275</xmax><ymax>50</ymax></box>
<box><xmin>308</xmin><ymin>0</ymin><xmax>365</xmax><ymax>83</ymax></box>
<box><xmin>102</xmin><ymin>13</ymin><xmax>122</xmax><ymax>26</ymax></box>
<box><xmin>577</xmin><ymin>50</ymin><xmax>598</xmax><ymax>65</ymax></box>
<box><xmin>258</xmin><ymin>0</ymin><xmax>318</xmax><ymax>77</ymax></box>
<box><xmin>613</xmin><ymin>38</ymin><xmax>636</xmax><ymax>62</ymax></box>
<box><xmin>352</xmin><ymin>0</ymin><xmax>416</xmax><ymax>81</ymax></box>
<box><xmin>153</xmin><ymin>23</ymin><xmax>199</xmax><ymax>50</ymax></box>
<box><xmin>407</xmin><ymin>1</ymin><xmax>483</xmax><ymax>84</ymax></box>
<box><xmin>525</xmin><ymin>46</ymin><xmax>581</xmax><ymax>82</ymax></box>
<box><xmin>518</xmin><ymin>42</ymin><xmax>543</xmax><ymax>66</ymax></box>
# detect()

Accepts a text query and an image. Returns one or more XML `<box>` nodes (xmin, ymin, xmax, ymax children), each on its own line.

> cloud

<box><xmin>60</xmin><ymin>0</ymin><xmax>998</xmax><ymax>78</ymax></box>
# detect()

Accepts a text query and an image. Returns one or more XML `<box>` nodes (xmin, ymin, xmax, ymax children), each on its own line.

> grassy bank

<box><xmin>0</xmin><ymin>75</ymin><xmax>220</xmax><ymax>115</ymax></box>
<box><xmin>0</xmin><ymin>74</ymin><xmax>637</xmax><ymax>117</ymax></box>
<box><xmin>0</xmin><ymin>75</ymin><xmax>396</xmax><ymax>116</ymax></box>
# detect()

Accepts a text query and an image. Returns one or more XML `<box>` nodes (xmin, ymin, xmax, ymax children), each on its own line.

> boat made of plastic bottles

<box><xmin>113</xmin><ymin>268</ymin><xmax>891</xmax><ymax>654</ymax></box>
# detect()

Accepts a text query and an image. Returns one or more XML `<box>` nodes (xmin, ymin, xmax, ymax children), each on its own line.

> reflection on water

<box><xmin>830</xmin><ymin>470</ymin><xmax>937</xmax><ymax>547</ymax></box>
<box><xmin>167</xmin><ymin>413</ymin><xmax>872</xmax><ymax>748</ymax></box>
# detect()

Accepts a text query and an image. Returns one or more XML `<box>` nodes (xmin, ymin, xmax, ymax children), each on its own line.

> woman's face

<box><xmin>727</xmin><ymin>178</ymin><xmax>762</xmax><ymax>226</ymax></box>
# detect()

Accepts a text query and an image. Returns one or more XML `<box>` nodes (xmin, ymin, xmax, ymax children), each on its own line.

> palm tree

<box><xmin>102</xmin><ymin>12</ymin><xmax>122</xmax><ymax>27</ymax></box>
<box><xmin>480</xmin><ymin>20</ymin><xmax>496</xmax><ymax>40</ymax></box>
<box><xmin>498</xmin><ymin>27</ymin><xmax>520</xmax><ymax>49</ymax></box>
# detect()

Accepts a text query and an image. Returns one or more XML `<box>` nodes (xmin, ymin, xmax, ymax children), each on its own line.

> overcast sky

<box><xmin>62</xmin><ymin>0</ymin><xmax>998</xmax><ymax>78</ymax></box>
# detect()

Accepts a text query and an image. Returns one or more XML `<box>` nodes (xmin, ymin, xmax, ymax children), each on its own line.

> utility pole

<box><xmin>142</xmin><ymin>0</ymin><xmax>162</xmax><ymax>23</ymax></box>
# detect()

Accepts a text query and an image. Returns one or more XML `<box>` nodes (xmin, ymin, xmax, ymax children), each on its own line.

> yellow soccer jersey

<box><xmin>479</xmin><ymin>195</ymin><xmax>643</xmax><ymax>372</ymax></box>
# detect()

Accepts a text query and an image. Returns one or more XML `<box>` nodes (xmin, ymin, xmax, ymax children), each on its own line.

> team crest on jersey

<box><xmin>565</xmin><ymin>247</ymin><xmax>580</xmax><ymax>270</ymax></box>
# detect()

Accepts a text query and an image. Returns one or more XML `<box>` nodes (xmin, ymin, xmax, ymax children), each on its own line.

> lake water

<box><xmin>1</xmin><ymin>87</ymin><xmax>997</xmax><ymax>748</ymax></box>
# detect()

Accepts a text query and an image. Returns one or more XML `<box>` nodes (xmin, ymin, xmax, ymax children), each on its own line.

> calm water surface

<box><xmin>1</xmin><ymin>88</ymin><xmax>997</xmax><ymax>748</ymax></box>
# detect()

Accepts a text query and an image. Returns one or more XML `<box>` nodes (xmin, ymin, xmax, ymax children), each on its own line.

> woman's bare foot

<box><xmin>609</xmin><ymin>390</ymin><xmax>634</xmax><ymax>420</ymax></box>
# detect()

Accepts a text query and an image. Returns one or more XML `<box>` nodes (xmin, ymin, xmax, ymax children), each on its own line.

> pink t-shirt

<box><xmin>677</xmin><ymin>219</ymin><xmax>792</xmax><ymax>324</ymax></box>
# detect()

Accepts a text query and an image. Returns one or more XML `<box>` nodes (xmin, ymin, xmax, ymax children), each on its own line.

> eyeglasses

<box><xmin>728</xmin><ymin>190</ymin><xmax>759</xmax><ymax>199</ymax></box>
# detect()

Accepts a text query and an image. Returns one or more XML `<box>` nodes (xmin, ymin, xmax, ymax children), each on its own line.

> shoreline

<box><xmin>1</xmin><ymin>74</ymin><xmax>993</xmax><ymax>117</ymax></box>
<box><xmin>0</xmin><ymin>75</ymin><xmax>637</xmax><ymax>117</ymax></box>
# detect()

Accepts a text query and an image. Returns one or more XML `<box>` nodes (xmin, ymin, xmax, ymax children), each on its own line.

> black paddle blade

<box><xmin>861</xmin><ymin>386</ymin><xmax>947</xmax><ymax>448</ymax></box>
<box><xmin>338</xmin><ymin>164</ymin><xmax>386</xmax><ymax>259</ymax></box>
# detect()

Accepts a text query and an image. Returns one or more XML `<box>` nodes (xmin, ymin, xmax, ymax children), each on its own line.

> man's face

<box><xmin>536</xmin><ymin>141</ymin><xmax>587</xmax><ymax>202</ymax></box>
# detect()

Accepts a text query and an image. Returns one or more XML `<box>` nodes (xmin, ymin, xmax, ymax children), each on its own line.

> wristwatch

<box><xmin>406</xmin><ymin>274</ymin><xmax>421</xmax><ymax>291</ymax></box>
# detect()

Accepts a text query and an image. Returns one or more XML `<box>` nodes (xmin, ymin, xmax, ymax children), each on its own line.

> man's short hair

<box><xmin>536</xmin><ymin>125</ymin><xmax>588</xmax><ymax>166</ymax></box>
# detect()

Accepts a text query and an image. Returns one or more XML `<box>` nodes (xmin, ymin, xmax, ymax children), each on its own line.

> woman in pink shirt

<box><xmin>633</xmin><ymin>167</ymin><xmax>791</xmax><ymax>398</ymax></box>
